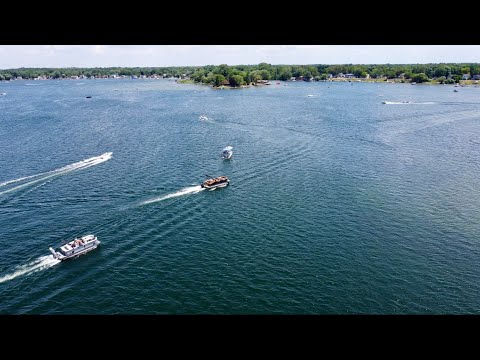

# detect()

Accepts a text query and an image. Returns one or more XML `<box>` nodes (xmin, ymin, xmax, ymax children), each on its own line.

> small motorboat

<box><xmin>201</xmin><ymin>175</ymin><xmax>229</xmax><ymax>190</ymax></box>
<box><xmin>222</xmin><ymin>146</ymin><xmax>233</xmax><ymax>160</ymax></box>
<box><xmin>49</xmin><ymin>234</ymin><xmax>100</xmax><ymax>261</ymax></box>
<box><xmin>0</xmin><ymin>92</ymin><xmax>6</xmax><ymax>96</ymax></box>
<box><xmin>453</xmin><ymin>89</ymin><xmax>459</xmax><ymax>92</ymax></box>
<box><xmin>199</xmin><ymin>115</ymin><xmax>209</xmax><ymax>121</ymax></box>
<box><xmin>86</xmin><ymin>96</ymin><xmax>92</xmax><ymax>99</ymax></box>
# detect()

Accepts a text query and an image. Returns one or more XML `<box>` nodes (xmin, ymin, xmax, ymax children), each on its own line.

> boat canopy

<box><xmin>223</xmin><ymin>146</ymin><xmax>233</xmax><ymax>151</ymax></box>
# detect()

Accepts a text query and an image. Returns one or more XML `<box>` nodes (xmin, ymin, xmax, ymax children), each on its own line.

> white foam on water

<box><xmin>383</xmin><ymin>101</ymin><xmax>412</xmax><ymax>104</ymax></box>
<box><xmin>0</xmin><ymin>152</ymin><xmax>112</xmax><ymax>196</ymax></box>
<box><xmin>0</xmin><ymin>173</ymin><xmax>45</xmax><ymax>187</ymax></box>
<box><xmin>0</xmin><ymin>255</ymin><xmax>60</xmax><ymax>284</ymax></box>
<box><xmin>199</xmin><ymin>115</ymin><xmax>214</xmax><ymax>123</ymax></box>
<box><xmin>142</xmin><ymin>185</ymin><xmax>204</xmax><ymax>205</ymax></box>
<box><xmin>383</xmin><ymin>101</ymin><xmax>435</xmax><ymax>105</ymax></box>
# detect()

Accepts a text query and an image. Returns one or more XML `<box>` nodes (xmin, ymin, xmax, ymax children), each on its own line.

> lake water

<box><xmin>1</xmin><ymin>79</ymin><xmax>480</xmax><ymax>314</ymax></box>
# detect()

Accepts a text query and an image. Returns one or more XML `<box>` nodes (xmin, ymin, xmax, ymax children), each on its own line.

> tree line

<box><xmin>1</xmin><ymin>63</ymin><xmax>479</xmax><ymax>85</ymax></box>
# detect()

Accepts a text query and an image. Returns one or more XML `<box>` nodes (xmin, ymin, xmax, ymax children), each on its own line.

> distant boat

<box><xmin>454</xmin><ymin>89</ymin><xmax>459</xmax><ymax>92</ymax></box>
<box><xmin>382</xmin><ymin>101</ymin><xmax>412</xmax><ymax>104</ymax></box>
<box><xmin>307</xmin><ymin>94</ymin><xmax>314</xmax><ymax>97</ymax></box>
<box><xmin>222</xmin><ymin>146</ymin><xmax>233</xmax><ymax>160</ymax></box>
<box><xmin>201</xmin><ymin>175</ymin><xmax>229</xmax><ymax>190</ymax></box>
<box><xmin>86</xmin><ymin>96</ymin><xmax>92</xmax><ymax>99</ymax></box>
<box><xmin>199</xmin><ymin>115</ymin><xmax>209</xmax><ymax>121</ymax></box>
<box><xmin>49</xmin><ymin>235</ymin><xmax>100</xmax><ymax>261</ymax></box>
<box><xmin>0</xmin><ymin>92</ymin><xmax>6</xmax><ymax>96</ymax></box>
<box><xmin>411</xmin><ymin>82</ymin><xmax>416</xmax><ymax>85</ymax></box>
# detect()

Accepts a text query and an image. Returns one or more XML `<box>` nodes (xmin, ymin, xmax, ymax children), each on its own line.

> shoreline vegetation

<box><xmin>1</xmin><ymin>63</ymin><xmax>479</xmax><ymax>87</ymax></box>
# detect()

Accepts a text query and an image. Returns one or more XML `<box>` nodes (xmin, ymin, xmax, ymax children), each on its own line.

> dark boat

<box><xmin>201</xmin><ymin>176</ymin><xmax>229</xmax><ymax>190</ymax></box>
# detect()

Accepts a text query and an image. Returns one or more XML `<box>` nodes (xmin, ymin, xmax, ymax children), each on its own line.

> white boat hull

<box><xmin>49</xmin><ymin>236</ymin><xmax>100</xmax><ymax>261</ymax></box>
<box><xmin>201</xmin><ymin>181</ymin><xmax>229</xmax><ymax>190</ymax></box>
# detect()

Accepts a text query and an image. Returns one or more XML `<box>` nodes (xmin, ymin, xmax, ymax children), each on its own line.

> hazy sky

<box><xmin>1</xmin><ymin>45</ymin><xmax>479</xmax><ymax>68</ymax></box>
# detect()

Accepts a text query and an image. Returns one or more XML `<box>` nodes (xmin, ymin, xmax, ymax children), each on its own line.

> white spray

<box><xmin>0</xmin><ymin>255</ymin><xmax>60</xmax><ymax>284</ymax></box>
<box><xmin>0</xmin><ymin>152</ymin><xmax>113</xmax><ymax>196</ymax></box>
<box><xmin>142</xmin><ymin>185</ymin><xmax>204</xmax><ymax>205</ymax></box>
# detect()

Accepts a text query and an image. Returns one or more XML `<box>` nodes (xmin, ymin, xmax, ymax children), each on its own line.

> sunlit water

<box><xmin>1</xmin><ymin>79</ymin><xmax>480</xmax><ymax>314</ymax></box>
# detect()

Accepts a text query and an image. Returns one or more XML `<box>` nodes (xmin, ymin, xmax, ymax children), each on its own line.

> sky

<box><xmin>1</xmin><ymin>45</ymin><xmax>479</xmax><ymax>69</ymax></box>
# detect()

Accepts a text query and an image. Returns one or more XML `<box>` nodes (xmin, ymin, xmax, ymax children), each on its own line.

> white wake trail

<box><xmin>0</xmin><ymin>152</ymin><xmax>112</xmax><ymax>196</ymax></box>
<box><xmin>0</xmin><ymin>173</ymin><xmax>48</xmax><ymax>188</ymax></box>
<box><xmin>383</xmin><ymin>101</ymin><xmax>435</xmax><ymax>105</ymax></box>
<box><xmin>142</xmin><ymin>185</ymin><xmax>204</xmax><ymax>205</ymax></box>
<box><xmin>0</xmin><ymin>255</ymin><xmax>60</xmax><ymax>284</ymax></box>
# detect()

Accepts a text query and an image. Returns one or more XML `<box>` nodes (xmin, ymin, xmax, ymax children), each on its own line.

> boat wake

<box><xmin>198</xmin><ymin>115</ymin><xmax>215</xmax><ymax>123</ymax></box>
<box><xmin>0</xmin><ymin>255</ymin><xmax>60</xmax><ymax>284</ymax></box>
<box><xmin>0</xmin><ymin>152</ymin><xmax>113</xmax><ymax>196</ymax></box>
<box><xmin>383</xmin><ymin>101</ymin><xmax>435</xmax><ymax>105</ymax></box>
<box><xmin>141</xmin><ymin>185</ymin><xmax>204</xmax><ymax>205</ymax></box>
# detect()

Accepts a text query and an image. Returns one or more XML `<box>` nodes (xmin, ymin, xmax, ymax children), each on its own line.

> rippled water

<box><xmin>1</xmin><ymin>79</ymin><xmax>480</xmax><ymax>314</ymax></box>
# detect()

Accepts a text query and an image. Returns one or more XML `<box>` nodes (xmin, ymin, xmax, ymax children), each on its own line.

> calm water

<box><xmin>1</xmin><ymin>79</ymin><xmax>480</xmax><ymax>314</ymax></box>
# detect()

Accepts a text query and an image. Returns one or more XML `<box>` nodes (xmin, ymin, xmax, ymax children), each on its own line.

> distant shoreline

<box><xmin>154</xmin><ymin>77</ymin><xmax>480</xmax><ymax>88</ymax></box>
<box><xmin>1</xmin><ymin>76</ymin><xmax>479</xmax><ymax>88</ymax></box>
<box><xmin>2</xmin><ymin>63</ymin><xmax>479</xmax><ymax>86</ymax></box>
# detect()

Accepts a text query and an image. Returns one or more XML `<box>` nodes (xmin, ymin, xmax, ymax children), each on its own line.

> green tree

<box><xmin>258</xmin><ymin>62</ymin><xmax>271</xmax><ymax>70</ymax></box>
<box><xmin>212</xmin><ymin>74</ymin><xmax>226</xmax><ymax>87</ymax></box>
<box><xmin>452</xmin><ymin>74</ymin><xmax>461</xmax><ymax>83</ymax></box>
<box><xmin>229</xmin><ymin>75</ymin><xmax>245</xmax><ymax>87</ymax></box>
<box><xmin>306</xmin><ymin>66</ymin><xmax>319</xmax><ymax>77</ymax></box>
<box><xmin>278</xmin><ymin>66</ymin><xmax>292</xmax><ymax>81</ymax></box>
<box><xmin>411</xmin><ymin>73</ymin><xmax>429</xmax><ymax>83</ymax></box>
<box><xmin>249</xmin><ymin>71</ymin><xmax>262</xmax><ymax>82</ymax></box>
<box><xmin>434</xmin><ymin>66</ymin><xmax>449</xmax><ymax>78</ymax></box>
<box><xmin>259</xmin><ymin>70</ymin><xmax>270</xmax><ymax>80</ymax></box>
<box><xmin>470</xmin><ymin>64</ymin><xmax>479</xmax><ymax>76</ymax></box>
<box><xmin>436</xmin><ymin>76</ymin><xmax>446</xmax><ymax>84</ymax></box>
<box><xmin>192</xmin><ymin>69</ymin><xmax>206</xmax><ymax>82</ymax></box>
<box><xmin>214</xmin><ymin>64</ymin><xmax>230</xmax><ymax>78</ymax></box>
